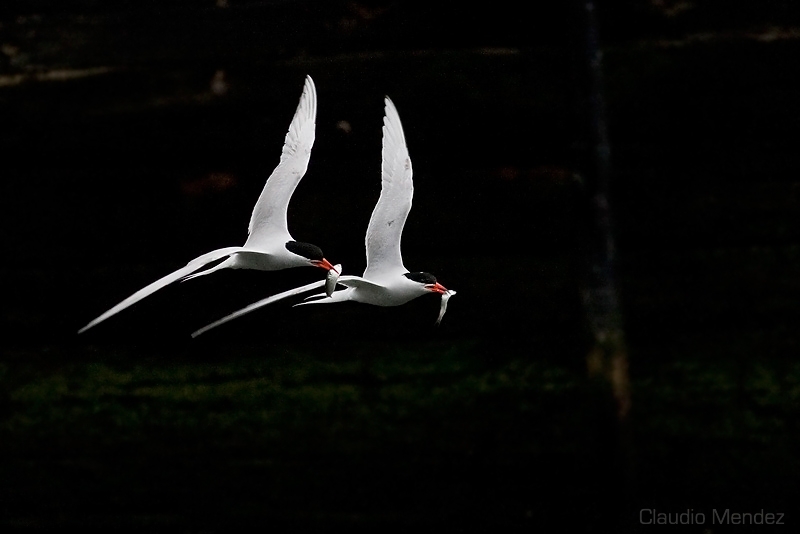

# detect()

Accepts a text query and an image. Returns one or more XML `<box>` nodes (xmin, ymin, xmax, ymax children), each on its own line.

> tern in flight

<box><xmin>192</xmin><ymin>96</ymin><xmax>455</xmax><ymax>338</ymax></box>
<box><xmin>79</xmin><ymin>75</ymin><xmax>337</xmax><ymax>334</ymax></box>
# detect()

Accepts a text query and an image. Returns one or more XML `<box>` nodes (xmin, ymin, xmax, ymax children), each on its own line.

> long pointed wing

<box><xmin>190</xmin><ymin>274</ymin><xmax>378</xmax><ymax>337</ymax></box>
<box><xmin>191</xmin><ymin>279</ymin><xmax>326</xmax><ymax>338</ymax></box>
<box><xmin>363</xmin><ymin>97</ymin><xmax>413</xmax><ymax>279</ymax></box>
<box><xmin>78</xmin><ymin>246</ymin><xmax>246</xmax><ymax>333</ymax></box>
<box><xmin>245</xmin><ymin>75</ymin><xmax>317</xmax><ymax>247</ymax></box>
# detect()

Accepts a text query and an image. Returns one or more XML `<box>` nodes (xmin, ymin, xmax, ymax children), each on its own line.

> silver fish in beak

<box><xmin>435</xmin><ymin>290</ymin><xmax>456</xmax><ymax>326</ymax></box>
<box><xmin>325</xmin><ymin>264</ymin><xmax>342</xmax><ymax>297</ymax></box>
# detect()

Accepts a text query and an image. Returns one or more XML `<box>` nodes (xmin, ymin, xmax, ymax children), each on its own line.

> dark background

<box><xmin>1</xmin><ymin>1</ymin><xmax>799</xmax><ymax>531</ymax></box>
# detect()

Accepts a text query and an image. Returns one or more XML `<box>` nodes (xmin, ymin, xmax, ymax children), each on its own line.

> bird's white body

<box><xmin>192</xmin><ymin>96</ymin><xmax>454</xmax><ymax>338</ymax></box>
<box><xmin>80</xmin><ymin>75</ymin><xmax>336</xmax><ymax>334</ymax></box>
<box><xmin>293</xmin><ymin>97</ymin><xmax>428</xmax><ymax>307</ymax></box>
<box><xmin>308</xmin><ymin>275</ymin><xmax>431</xmax><ymax>307</ymax></box>
<box><xmin>182</xmin><ymin>230</ymin><xmax>299</xmax><ymax>280</ymax></box>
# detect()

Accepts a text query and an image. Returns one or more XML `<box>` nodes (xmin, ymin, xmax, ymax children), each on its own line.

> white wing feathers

<box><xmin>246</xmin><ymin>75</ymin><xmax>317</xmax><ymax>245</ymax></box>
<box><xmin>190</xmin><ymin>274</ymin><xmax>375</xmax><ymax>337</ymax></box>
<box><xmin>363</xmin><ymin>97</ymin><xmax>413</xmax><ymax>280</ymax></box>
<box><xmin>78</xmin><ymin>246</ymin><xmax>247</xmax><ymax>333</ymax></box>
<box><xmin>191</xmin><ymin>279</ymin><xmax>327</xmax><ymax>338</ymax></box>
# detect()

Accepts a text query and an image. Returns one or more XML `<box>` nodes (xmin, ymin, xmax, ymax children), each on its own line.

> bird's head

<box><xmin>403</xmin><ymin>271</ymin><xmax>448</xmax><ymax>295</ymax></box>
<box><xmin>285</xmin><ymin>241</ymin><xmax>338</xmax><ymax>273</ymax></box>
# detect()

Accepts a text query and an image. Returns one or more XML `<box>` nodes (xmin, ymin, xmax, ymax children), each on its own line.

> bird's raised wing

<box><xmin>363</xmin><ymin>97</ymin><xmax>413</xmax><ymax>279</ymax></box>
<box><xmin>245</xmin><ymin>75</ymin><xmax>317</xmax><ymax>247</ymax></box>
<box><xmin>78</xmin><ymin>246</ymin><xmax>247</xmax><ymax>333</ymax></box>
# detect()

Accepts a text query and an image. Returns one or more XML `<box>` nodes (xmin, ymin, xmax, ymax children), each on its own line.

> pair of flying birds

<box><xmin>79</xmin><ymin>75</ymin><xmax>456</xmax><ymax>338</ymax></box>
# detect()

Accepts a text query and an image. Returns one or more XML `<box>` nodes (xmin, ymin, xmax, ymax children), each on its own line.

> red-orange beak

<box><xmin>312</xmin><ymin>258</ymin><xmax>339</xmax><ymax>273</ymax></box>
<box><xmin>425</xmin><ymin>282</ymin><xmax>448</xmax><ymax>294</ymax></box>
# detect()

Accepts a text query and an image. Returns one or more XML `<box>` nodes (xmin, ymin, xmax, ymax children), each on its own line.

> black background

<box><xmin>1</xmin><ymin>1</ymin><xmax>799</xmax><ymax>531</ymax></box>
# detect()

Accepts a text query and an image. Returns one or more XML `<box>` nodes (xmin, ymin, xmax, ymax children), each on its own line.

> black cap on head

<box><xmin>404</xmin><ymin>272</ymin><xmax>438</xmax><ymax>285</ymax></box>
<box><xmin>285</xmin><ymin>241</ymin><xmax>324</xmax><ymax>261</ymax></box>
